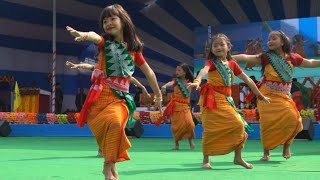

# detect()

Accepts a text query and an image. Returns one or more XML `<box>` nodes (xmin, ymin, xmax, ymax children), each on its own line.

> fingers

<box><xmin>75</xmin><ymin>37</ymin><xmax>82</xmax><ymax>42</ymax></box>
<box><xmin>66</xmin><ymin>26</ymin><xmax>74</xmax><ymax>31</ymax></box>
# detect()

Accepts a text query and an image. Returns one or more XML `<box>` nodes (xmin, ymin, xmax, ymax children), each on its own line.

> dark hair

<box><xmin>99</xmin><ymin>4</ymin><xmax>143</xmax><ymax>52</ymax></box>
<box><xmin>206</xmin><ymin>33</ymin><xmax>233</xmax><ymax>61</ymax></box>
<box><xmin>292</xmin><ymin>78</ymin><xmax>297</xmax><ymax>82</ymax></box>
<box><xmin>177</xmin><ymin>63</ymin><xmax>194</xmax><ymax>82</ymax></box>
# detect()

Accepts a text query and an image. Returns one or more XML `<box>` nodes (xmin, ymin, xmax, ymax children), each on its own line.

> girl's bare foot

<box><xmin>103</xmin><ymin>163</ymin><xmax>115</xmax><ymax>180</ymax></box>
<box><xmin>260</xmin><ymin>154</ymin><xmax>270</xmax><ymax>161</ymax></box>
<box><xmin>172</xmin><ymin>141</ymin><xmax>179</xmax><ymax>150</ymax></box>
<box><xmin>283</xmin><ymin>144</ymin><xmax>291</xmax><ymax>160</ymax></box>
<box><xmin>202</xmin><ymin>162</ymin><xmax>212</xmax><ymax>169</ymax></box>
<box><xmin>260</xmin><ymin>149</ymin><xmax>270</xmax><ymax>161</ymax></box>
<box><xmin>172</xmin><ymin>145</ymin><xmax>179</xmax><ymax>150</ymax></box>
<box><xmin>111</xmin><ymin>164</ymin><xmax>118</xmax><ymax>180</ymax></box>
<box><xmin>98</xmin><ymin>149</ymin><xmax>103</xmax><ymax>157</ymax></box>
<box><xmin>202</xmin><ymin>155</ymin><xmax>212</xmax><ymax>169</ymax></box>
<box><xmin>234</xmin><ymin>158</ymin><xmax>253</xmax><ymax>169</ymax></box>
<box><xmin>189</xmin><ymin>138</ymin><xmax>195</xmax><ymax>150</ymax></box>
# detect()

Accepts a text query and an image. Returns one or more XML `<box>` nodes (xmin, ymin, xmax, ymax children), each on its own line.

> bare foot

<box><xmin>202</xmin><ymin>162</ymin><xmax>212</xmax><ymax>169</ymax></box>
<box><xmin>97</xmin><ymin>149</ymin><xmax>103</xmax><ymax>157</ymax></box>
<box><xmin>260</xmin><ymin>154</ymin><xmax>270</xmax><ymax>161</ymax></box>
<box><xmin>103</xmin><ymin>164</ymin><xmax>115</xmax><ymax>180</ymax></box>
<box><xmin>111</xmin><ymin>164</ymin><xmax>118</xmax><ymax>180</ymax></box>
<box><xmin>172</xmin><ymin>146</ymin><xmax>179</xmax><ymax>150</ymax></box>
<box><xmin>190</xmin><ymin>143</ymin><xmax>195</xmax><ymax>150</ymax></box>
<box><xmin>283</xmin><ymin>144</ymin><xmax>291</xmax><ymax>160</ymax></box>
<box><xmin>234</xmin><ymin>159</ymin><xmax>253</xmax><ymax>169</ymax></box>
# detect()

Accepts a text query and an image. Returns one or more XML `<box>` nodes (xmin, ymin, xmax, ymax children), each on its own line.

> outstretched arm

<box><xmin>300</xmin><ymin>58</ymin><xmax>320</xmax><ymax>68</ymax></box>
<box><xmin>66</xmin><ymin>26</ymin><xmax>102</xmax><ymax>44</ymax></box>
<box><xmin>237</xmin><ymin>72</ymin><xmax>270</xmax><ymax>103</ymax></box>
<box><xmin>232</xmin><ymin>54</ymin><xmax>262</xmax><ymax>65</ymax></box>
<box><xmin>65</xmin><ymin>61</ymin><xmax>94</xmax><ymax>70</ymax></box>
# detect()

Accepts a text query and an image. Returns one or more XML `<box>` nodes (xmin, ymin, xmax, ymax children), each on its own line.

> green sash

<box><xmin>266</xmin><ymin>51</ymin><xmax>293</xmax><ymax>82</ymax></box>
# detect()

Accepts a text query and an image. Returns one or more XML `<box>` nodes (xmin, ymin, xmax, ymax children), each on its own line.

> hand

<box><xmin>259</xmin><ymin>95</ymin><xmax>271</xmax><ymax>104</ymax></box>
<box><xmin>187</xmin><ymin>82</ymin><xmax>200</xmax><ymax>90</ymax></box>
<box><xmin>66</xmin><ymin>61</ymin><xmax>79</xmax><ymax>69</ymax></box>
<box><xmin>161</xmin><ymin>87</ymin><xmax>166</xmax><ymax>95</ymax></box>
<box><xmin>154</xmin><ymin>100</ymin><xmax>162</xmax><ymax>114</ymax></box>
<box><xmin>142</xmin><ymin>87</ymin><xmax>151</xmax><ymax>98</ymax></box>
<box><xmin>66</xmin><ymin>26</ymin><xmax>86</xmax><ymax>42</ymax></box>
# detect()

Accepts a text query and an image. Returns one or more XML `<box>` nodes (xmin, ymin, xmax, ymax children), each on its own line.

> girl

<box><xmin>155</xmin><ymin>63</ymin><xmax>196</xmax><ymax>150</ymax></box>
<box><xmin>188</xmin><ymin>34</ymin><xmax>270</xmax><ymax>169</ymax></box>
<box><xmin>66</xmin><ymin>61</ymin><xmax>150</xmax><ymax>157</ymax></box>
<box><xmin>233</xmin><ymin>30</ymin><xmax>320</xmax><ymax>161</ymax></box>
<box><xmin>66</xmin><ymin>4</ymin><xmax>162</xmax><ymax>180</ymax></box>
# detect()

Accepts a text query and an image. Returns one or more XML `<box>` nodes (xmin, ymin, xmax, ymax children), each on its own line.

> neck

<box><xmin>180</xmin><ymin>77</ymin><xmax>186</xmax><ymax>80</ymax></box>
<box><xmin>114</xmin><ymin>34</ymin><xmax>124</xmax><ymax>43</ymax></box>
<box><xmin>274</xmin><ymin>48</ymin><xmax>285</xmax><ymax>56</ymax></box>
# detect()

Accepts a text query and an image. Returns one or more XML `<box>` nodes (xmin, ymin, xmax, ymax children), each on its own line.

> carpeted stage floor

<box><xmin>0</xmin><ymin>137</ymin><xmax>319</xmax><ymax>180</ymax></box>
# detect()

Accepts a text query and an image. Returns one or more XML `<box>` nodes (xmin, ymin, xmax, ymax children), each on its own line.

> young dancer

<box><xmin>66</xmin><ymin>4</ymin><xmax>162</xmax><ymax>180</ymax></box>
<box><xmin>233</xmin><ymin>30</ymin><xmax>320</xmax><ymax>161</ymax></box>
<box><xmin>188</xmin><ymin>34</ymin><xmax>270</xmax><ymax>169</ymax></box>
<box><xmin>155</xmin><ymin>63</ymin><xmax>196</xmax><ymax>150</ymax></box>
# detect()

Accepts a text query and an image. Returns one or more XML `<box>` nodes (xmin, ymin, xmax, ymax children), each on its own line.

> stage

<box><xmin>7</xmin><ymin>123</ymin><xmax>320</xmax><ymax>140</ymax></box>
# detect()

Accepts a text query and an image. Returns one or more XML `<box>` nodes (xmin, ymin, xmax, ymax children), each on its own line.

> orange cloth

<box><xmin>77</xmin><ymin>48</ymin><xmax>144</xmax><ymax>164</ymax></box>
<box><xmin>258</xmin><ymin>63</ymin><xmax>303</xmax><ymax>150</ymax></box>
<box><xmin>200</xmin><ymin>70</ymin><xmax>247</xmax><ymax>156</ymax></box>
<box><xmin>87</xmin><ymin>85</ymin><xmax>131</xmax><ymax>163</ymax></box>
<box><xmin>167</xmin><ymin>86</ymin><xmax>195</xmax><ymax>141</ymax></box>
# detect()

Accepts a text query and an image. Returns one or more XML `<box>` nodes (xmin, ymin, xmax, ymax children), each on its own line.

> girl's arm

<box><xmin>237</xmin><ymin>72</ymin><xmax>270</xmax><ymax>103</ymax></box>
<box><xmin>161</xmin><ymin>81</ymin><xmax>175</xmax><ymax>94</ymax></box>
<box><xmin>232</xmin><ymin>54</ymin><xmax>262</xmax><ymax>65</ymax></box>
<box><xmin>139</xmin><ymin>63</ymin><xmax>162</xmax><ymax>112</ymax></box>
<box><xmin>65</xmin><ymin>61</ymin><xmax>94</xmax><ymax>70</ymax></box>
<box><xmin>66</xmin><ymin>26</ymin><xmax>102</xmax><ymax>44</ymax></box>
<box><xmin>299</xmin><ymin>58</ymin><xmax>320</xmax><ymax>68</ymax></box>
<box><xmin>187</xmin><ymin>66</ymin><xmax>210</xmax><ymax>90</ymax></box>
<box><xmin>131</xmin><ymin>77</ymin><xmax>151</xmax><ymax>98</ymax></box>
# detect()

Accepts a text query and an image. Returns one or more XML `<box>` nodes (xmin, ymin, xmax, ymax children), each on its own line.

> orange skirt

<box><xmin>87</xmin><ymin>85</ymin><xmax>131</xmax><ymax>163</ymax></box>
<box><xmin>258</xmin><ymin>84</ymin><xmax>303</xmax><ymax>150</ymax></box>
<box><xmin>170</xmin><ymin>102</ymin><xmax>195</xmax><ymax>141</ymax></box>
<box><xmin>200</xmin><ymin>92</ymin><xmax>247</xmax><ymax>156</ymax></box>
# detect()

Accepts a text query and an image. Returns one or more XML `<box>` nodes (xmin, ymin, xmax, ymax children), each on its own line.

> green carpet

<box><xmin>0</xmin><ymin>137</ymin><xmax>319</xmax><ymax>180</ymax></box>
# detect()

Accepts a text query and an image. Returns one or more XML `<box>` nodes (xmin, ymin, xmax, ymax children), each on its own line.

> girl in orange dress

<box><xmin>233</xmin><ymin>30</ymin><xmax>320</xmax><ymax>161</ymax></box>
<box><xmin>66</xmin><ymin>4</ymin><xmax>162</xmax><ymax>180</ymax></box>
<box><xmin>155</xmin><ymin>63</ymin><xmax>196</xmax><ymax>150</ymax></box>
<box><xmin>188</xmin><ymin>34</ymin><xmax>270</xmax><ymax>169</ymax></box>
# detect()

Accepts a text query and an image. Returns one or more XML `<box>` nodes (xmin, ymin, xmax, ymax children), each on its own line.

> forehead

<box><xmin>212</xmin><ymin>38</ymin><xmax>226</xmax><ymax>44</ymax></box>
<box><xmin>268</xmin><ymin>32</ymin><xmax>281</xmax><ymax>39</ymax></box>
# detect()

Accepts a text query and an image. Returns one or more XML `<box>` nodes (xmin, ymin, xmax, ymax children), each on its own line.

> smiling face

<box><xmin>267</xmin><ymin>32</ymin><xmax>283</xmax><ymax>51</ymax></box>
<box><xmin>102</xmin><ymin>15</ymin><xmax>123</xmax><ymax>38</ymax></box>
<box><xmin>211</xmin><ymin>37</ymin><xmax>231</xmax><ymax>58</ymax></box>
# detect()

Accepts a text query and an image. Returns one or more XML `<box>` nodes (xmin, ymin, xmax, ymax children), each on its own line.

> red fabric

<box><xmin>261</xmin><ymin>53</ymin><xmax>304</xmax><ymax>67</ymax></box>
<box><xmin>204</xmin><ymin>59</ymin><xmax>243</xmax><ymax>75</ymax></box>
<box><xmin>77</xmin><ymin>70</ymin><xmax>104</xmax><ymax>127</ymax></box>
<box><xmin>200</xmin><ymin>84</ymin><xmax>231</xmax><ymax>110</ymax></box>
<box><xmin>155</xmin><ymin>96</ymin><xmax>190</xmax><ymax>126</ymax></box>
